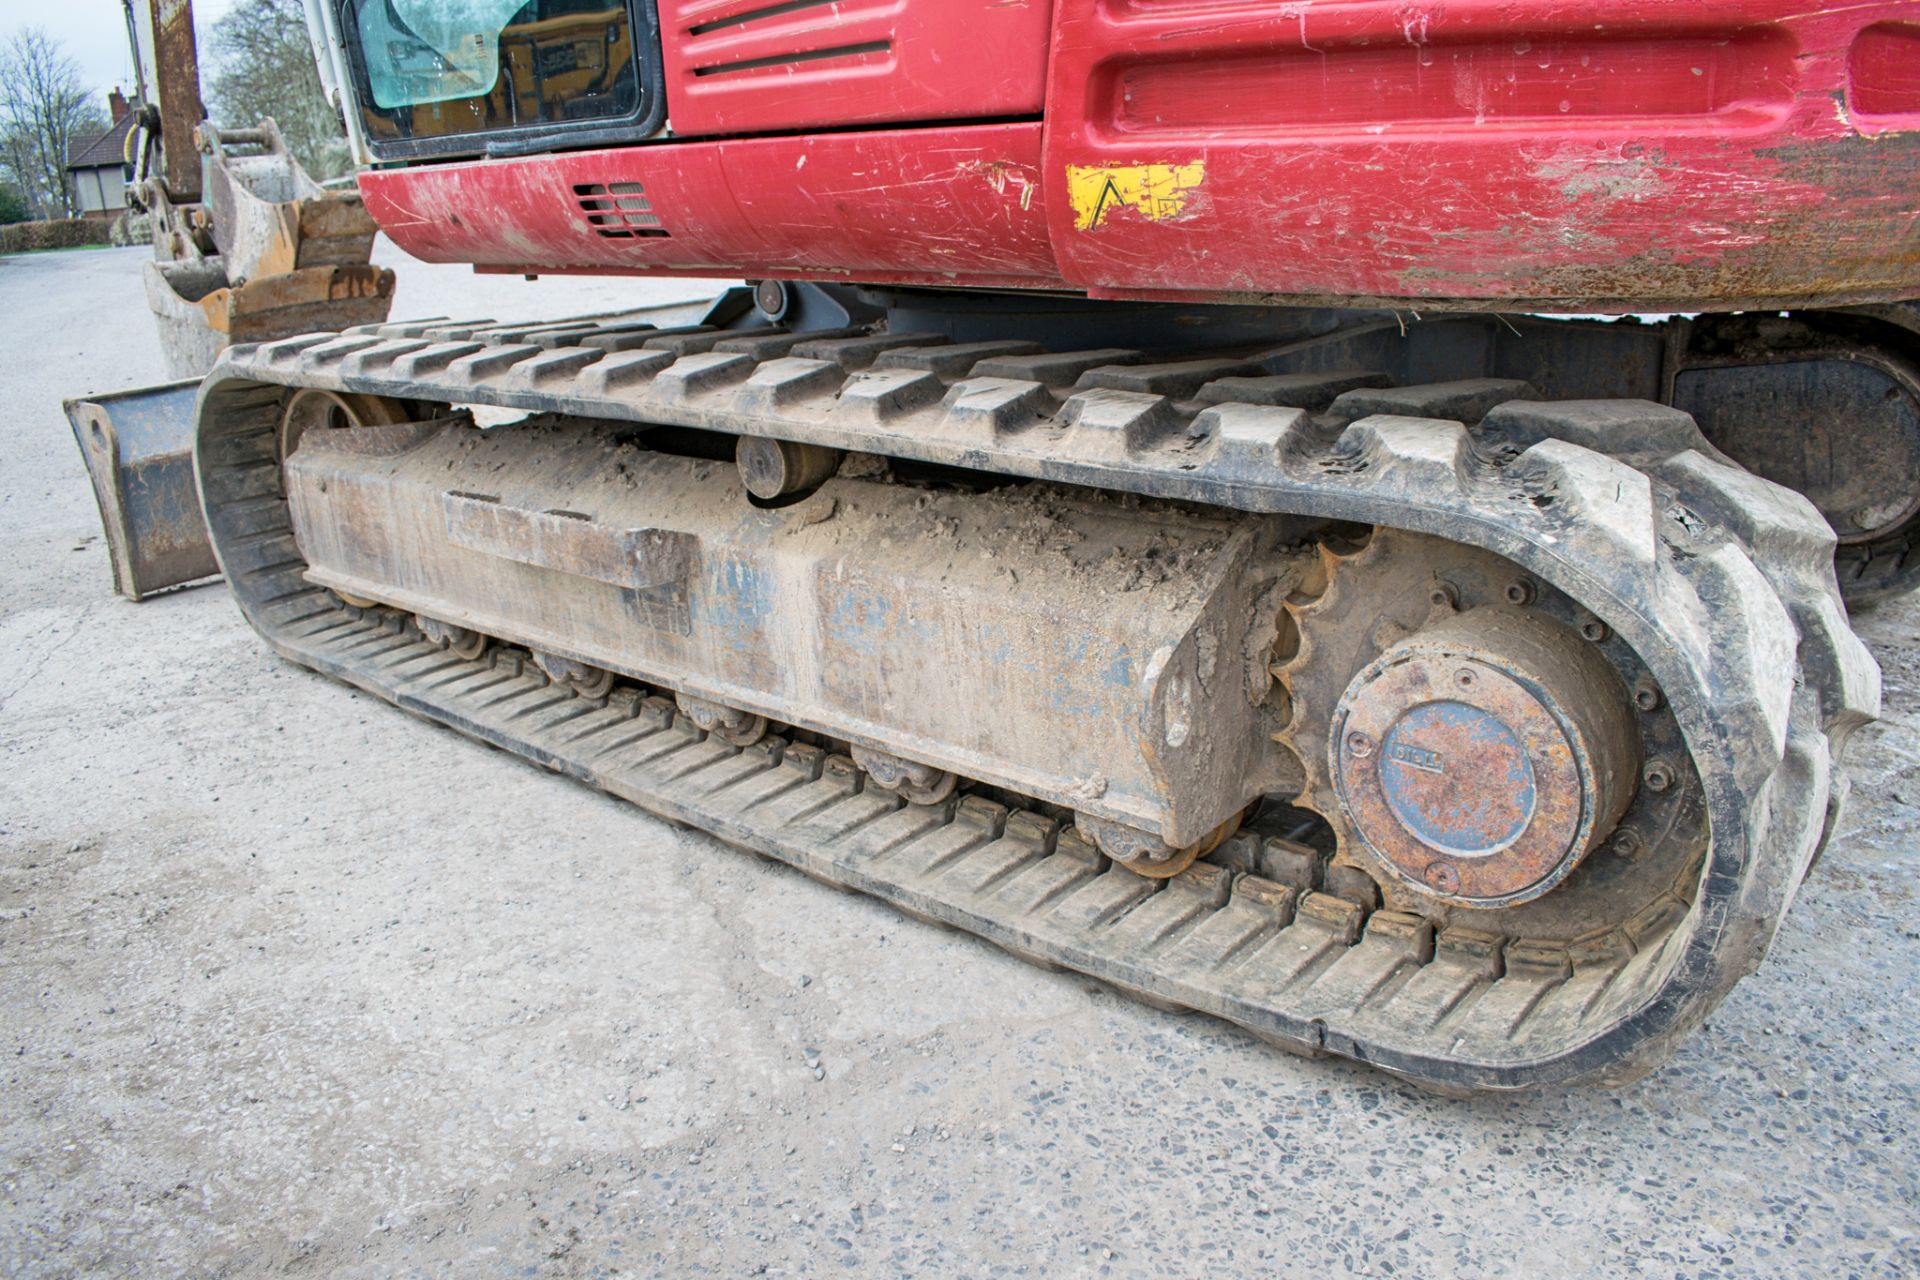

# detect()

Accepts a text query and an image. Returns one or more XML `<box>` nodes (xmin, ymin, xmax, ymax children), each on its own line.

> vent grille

<box><xmin>690</xmin><ymin>39</ymin><xmax>891</xmax><ymax>77</ymax></box>
<box><xmin>680</xmin><ymin>0</ymin><xmax>894</xmax><ymax>79</ymax></box>
<box><xmin>572</xmin><ymin>182</ymin><xmax>670</xmax><ymax>239</ymax></box>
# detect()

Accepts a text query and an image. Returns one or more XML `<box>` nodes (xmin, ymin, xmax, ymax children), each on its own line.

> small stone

<box><xmin>799</xmin><ymin>975</ymin><xmax>811</xmax><ymax>988</ymax></box>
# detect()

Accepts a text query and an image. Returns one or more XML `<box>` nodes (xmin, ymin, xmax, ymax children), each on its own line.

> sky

<box><xmin>4</xmin><ymin>0</ymin><xmax>240</xmax><ymax>109</ymax></box>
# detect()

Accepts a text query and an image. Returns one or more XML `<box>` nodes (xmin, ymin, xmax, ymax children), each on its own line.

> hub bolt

<box><xmin>1424</xmin><ymin>862</ymin><xmax>1461</xmax><ymax>893</ymax></box>
<box><xmin>1429</xmin><ymin>584</ymin><xmax>1458</xmax><ymax>610</ymax></box>
<box><xmin>1579</xmin><ymin>617</ymin><xmax>1610</xmax><ymax>643</ymax></box>
<box><xmin>1346</xmin><ymin>731</ymin><xmax>1374</xmax><ymax>758</ymax></box>
<box><xmin>1454</xmin><ymin>668</ymin><xmax>1477</xmax><ymax>690</ymax></box>
<box><xmin>1505</xmin><ymin>579</ymin><xmax>1536</xmax><ymax>606</ymax></box>
<box><xmin>1643</xmin><ymin>760</ymin><xmax>1675</xmax><ymax>792</ymax></box>
<box><xmin>1633</xmin><ymin>679</ymin><xmax>1663</xmax><ymax>712</ymax></box>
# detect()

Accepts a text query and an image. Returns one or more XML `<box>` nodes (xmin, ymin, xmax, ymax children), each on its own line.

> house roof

<box><xmin>66</xmin><ymin>115</ymin><xmax>136</xmax><ymax>171</ymax></box>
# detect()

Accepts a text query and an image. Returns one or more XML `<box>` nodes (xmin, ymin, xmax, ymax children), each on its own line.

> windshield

<box><xmin>360</xmin><ymin>0</ymin><xmax>529</xmax><ymax>108</ymax></box>
<box><xmin>345</xmin><ymin>0</ymin><xmax>645</xmax><ymax>152</ymax></box>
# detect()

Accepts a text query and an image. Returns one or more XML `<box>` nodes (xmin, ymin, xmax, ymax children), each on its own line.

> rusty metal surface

<box><xmin>1273</xmin><ymin>531</ymin><xmax>1701</xmax><ymax>937</ymax></box>
<box><xmin>135</xmin><ymin>118</ymin><xmax>395</xmax><ymax>380</ymax></box>
<box><xmin>201</xmin><ymin>122</ymin><xmax>381</xmax><ymax>284</ymax></box>
<box><xmin>1331</xmin><ymin>609</ymin><xmax>1640</xmax><ymax>908</ymax></box>
<box><xmin>144</xmin><ymin>259</ymin><xmax>395</xmax><ymax>380</ymax></box>
<box><xmin>151</xmin><ymin>0</ymin><xmax>204</xmax><ymax>203</ymax></box>
<box><xmin>62</xmin><ymin>380</ymin><xmax>218</xmax><ymax>601</ymax></box>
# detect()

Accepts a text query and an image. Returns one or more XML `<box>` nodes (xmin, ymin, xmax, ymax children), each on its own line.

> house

<box><xmin>66</xmin><ymin>90</ymin><xmax>136</xmax><ymax>220</ymax></box>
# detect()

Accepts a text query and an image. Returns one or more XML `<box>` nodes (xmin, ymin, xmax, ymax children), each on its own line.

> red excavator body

<box><xmin>353</xmin><ymin>0</ymin><xmax>1920</xmax><ymax>311</ymax></box>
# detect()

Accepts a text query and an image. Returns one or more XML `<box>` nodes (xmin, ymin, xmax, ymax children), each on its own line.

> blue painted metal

<box><xmin>1381</xmin><ymin>701</ymin><xmax>1537</xmax><ymax>858</ymax></box>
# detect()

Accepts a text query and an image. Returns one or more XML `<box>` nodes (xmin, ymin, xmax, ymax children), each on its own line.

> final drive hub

<box><xmin>1331</xmin><ymin>608</ymin><xmax>1641</xmax><ymax>908</ymax></box>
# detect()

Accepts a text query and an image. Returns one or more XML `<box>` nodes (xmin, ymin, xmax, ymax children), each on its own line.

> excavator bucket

<box><xmin>63</xmin><ymin>380</ymin><xmax>218</xmax><ymax>601</ymax></box>
<box><xmin>144</xmin><ymin>256</ymin><xmax>393</xmax><ymax>381</ymax></box>
<box><xmin>145</xmin><ymin>121</ymin><xmax>395</xmax><ymax>380</ymax></box>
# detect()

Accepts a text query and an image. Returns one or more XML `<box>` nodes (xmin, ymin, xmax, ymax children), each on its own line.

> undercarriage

<box><xmin>191</xmin><ymin>301</ymin><xmax>1876</xmax><ymax>1091</ymax></box>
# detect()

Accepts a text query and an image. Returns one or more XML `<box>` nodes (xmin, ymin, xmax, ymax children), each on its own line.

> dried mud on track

<box><xmin>2</xmin><ymin>244</ymin><xmax>1916</xmax><ymax>1278</ymax></box>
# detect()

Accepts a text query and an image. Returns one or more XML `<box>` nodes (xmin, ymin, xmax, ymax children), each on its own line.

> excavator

<box><xmin>78</xmin><ymin>0</ymin><xmax>1920</xmax><ymax>1091</ymax></box>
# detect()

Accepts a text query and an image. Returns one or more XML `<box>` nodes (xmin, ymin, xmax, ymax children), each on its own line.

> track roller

<box><xmin>850</xmin><ymin>745</ymin><xmax>958</xmax><ymax>805</ymax></box>
<box><xmin>676</xmin><ymin>694</ymin><xmax>769</xmax><ymax>746</ymax></box>
<box><xmin>533</xmin><ymin>650</ymin><xmax>615</xmax><ymax>699</ymax></box>
<box><xmin>416</xmin><ymin>615</ymin><xmax>489</xmax><ymax>661</ymax></box>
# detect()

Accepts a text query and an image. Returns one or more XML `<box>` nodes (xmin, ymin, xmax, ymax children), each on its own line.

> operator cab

<box><xmin>336</xmin><ymin>0</ymin><xmax>662</xmax><ymax>159</ymax></box>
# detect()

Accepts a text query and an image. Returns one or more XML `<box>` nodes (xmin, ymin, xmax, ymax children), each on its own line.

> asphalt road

<box><xmin>1</xmin><ymin>243</ymin><xmax>1915</xmax><ymax>1278</ymax></box>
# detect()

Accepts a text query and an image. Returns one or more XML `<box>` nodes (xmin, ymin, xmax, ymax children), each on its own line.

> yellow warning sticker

<box><xmin>1066</xmin><ymin>162</ymin><xmax>1206</xmax><ymax>231</ymax></box>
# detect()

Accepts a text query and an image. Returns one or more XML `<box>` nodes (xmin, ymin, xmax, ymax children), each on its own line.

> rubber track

<box><xmin>193</xmin><ymin>317</ymin><xmax>1879</xmax><ymax>1091</ymax></box>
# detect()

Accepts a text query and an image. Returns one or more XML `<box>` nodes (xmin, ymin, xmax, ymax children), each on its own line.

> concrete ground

<box><xmin>1</xmin><ymin>242</ymin><xmax>1916</xmax><ymax>1280</ymax></box>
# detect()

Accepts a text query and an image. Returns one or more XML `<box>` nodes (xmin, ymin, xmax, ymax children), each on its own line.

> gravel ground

<box><xmin>1</xmin><ymin>243</ymin><xmax>1916</xmax><ymax>1279</ymax></box>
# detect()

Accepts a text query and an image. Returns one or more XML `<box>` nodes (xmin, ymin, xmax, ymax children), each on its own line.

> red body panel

<box><xmin>359</xmin><ymin>124</ymin><xmax>1058</xmax><ymax>288</ymax></box>
<box><xmin>1041</xmin><ymin>0</ymin><xmax>1920</xmax><ymax>307</ymax></box>
<box><xmin>657</xmin><ymin>0</ymin><xmax>1053</xmax><ymax>136</ymax></box>
<box><xmin>363</xmin><ymin>0</ymin><xmax>1920</xmax><ymax>309</ymax></box>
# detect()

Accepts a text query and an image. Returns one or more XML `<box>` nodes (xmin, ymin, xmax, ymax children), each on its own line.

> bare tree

<box><xmin>0</xmin><ymin>29</ymin><xmax>104</xmax><ymax>220</ymax></box>
<box><xmin>209</xmin><ymin>0</ymin><xmax>351</xmax><ymax>180</ymax></box>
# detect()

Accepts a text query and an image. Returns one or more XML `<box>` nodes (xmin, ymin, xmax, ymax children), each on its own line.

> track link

<box><xmin>193</xmin><ymin>314</ymin><xmax>1879</xmax><ymax>1091</ymax></box>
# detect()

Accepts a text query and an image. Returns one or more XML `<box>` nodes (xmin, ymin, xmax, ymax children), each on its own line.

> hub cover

<box><xmin>1331</xmin><ymin>608</ymin><xmax>1640</xmax><ymax>907</ymax></box>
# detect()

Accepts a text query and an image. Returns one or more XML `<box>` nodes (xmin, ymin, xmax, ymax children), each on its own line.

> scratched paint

<box><xmin>1380</xmin><ymin>700</ymin><xmax>1538</xmax><ymax>856</ymax></box>
<box><xmin>1066</xmin><ymin>162</ymin><xmax>1207</xmax><ymax>231</ymax></box>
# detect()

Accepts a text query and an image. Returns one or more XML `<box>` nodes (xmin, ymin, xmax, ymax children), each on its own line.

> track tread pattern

<box><xmin>193</xmin><ymin>314</ymin><xmax>1878</xmax><ymax>1091</ymax></box>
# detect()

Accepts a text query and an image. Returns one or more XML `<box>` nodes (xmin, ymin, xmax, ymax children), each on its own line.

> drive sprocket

<box><xmin>1271</xmin><ymin>528</ymin><xmax>1710</xmax><ymax>946</ymax></box>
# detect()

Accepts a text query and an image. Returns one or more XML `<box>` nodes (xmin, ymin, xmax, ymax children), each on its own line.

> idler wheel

<box><xmin>277</xmin><ymin>388</ymin><xmax>409</xmax><ymax>463</ymax></box>
<box><xmin>1330</xmin><ymin>607</ymin><xmax>1639</xmax><ymax>907</ymax></box>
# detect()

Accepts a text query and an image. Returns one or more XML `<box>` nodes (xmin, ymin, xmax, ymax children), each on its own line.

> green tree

<box><xmin>207</xmin><ymin>0</ymin><xmax>352</xmax><ymax>180</ymax></box>
<box><xmin>0</xmin><ymin>182</ymin><xmax>28</xmax><ymax>224</ymax></box>
<box><xmin>0</xmin><ymin>29</ymin><xmax>105</xmax><ymax>219</ymax></box>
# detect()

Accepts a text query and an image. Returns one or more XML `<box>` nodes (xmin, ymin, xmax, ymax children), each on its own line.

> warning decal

<box><xmin>1066</xmin><ymin>162</ymin><xmax>1206</xmax><ymax>231</ymax></box>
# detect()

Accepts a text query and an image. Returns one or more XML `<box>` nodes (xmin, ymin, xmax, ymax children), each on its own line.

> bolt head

<box><xmin>1424</xmin><ymin>862</ymin><xmax>1461</xmax><ymax>893</ymax></box>
<box><xmin>1345</xmin><ymin>731</ymin><xmax>1374</xmax><ymax>758</ymax></box>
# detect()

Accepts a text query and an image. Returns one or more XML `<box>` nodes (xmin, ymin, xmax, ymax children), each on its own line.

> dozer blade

<box><xmin>64</xmin><ymin>380</ymin><xmax>219</xmax><ymax>601</ymax></box>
